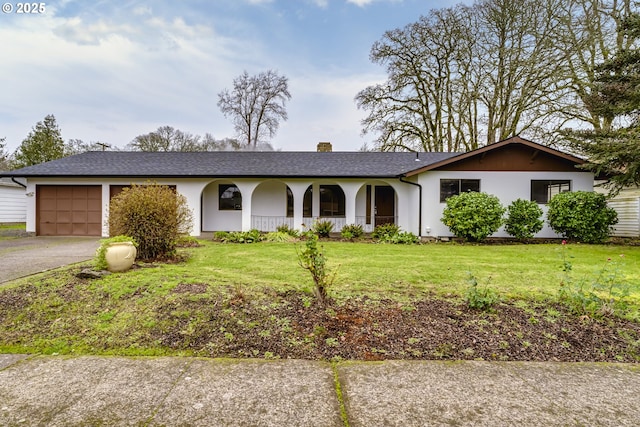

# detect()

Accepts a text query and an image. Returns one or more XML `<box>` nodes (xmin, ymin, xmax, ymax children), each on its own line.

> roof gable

<box><xmin>404</xmin><ymin>136</ymin><xmax>585</xmax><ymax>176</ymax></box>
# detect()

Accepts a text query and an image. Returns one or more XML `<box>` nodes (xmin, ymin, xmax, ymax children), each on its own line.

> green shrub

<box><xmin>109</xmin><ymin>183</ymin><xmax>193</xmax><ymax>260</ymax></box>
<box><xmin>372</xmin><ymin>223</ymin><xmax>400</xmax><ymax>240</ymax></box>
<box><xmin>276</xmin><ymin>224</ymin><xmax>300</xmax><ymax>237</ymax></box>
<box><xmin>311</xmin><ymin>220</ymin><xmax>334</xmax><ymax>237</ymax></box>
<box><xmin>264</xmin><ymin>231</ymin><xmax>297</xmax><ymax>242</ymax></box>
<box><xmin>175</xmin><ymin>235</ymin><xmax>201</xmax><ymax>247</ymax></box>
<box><xmin>341</xmin><ymin>224</ymin><xmax>364</xmax><ymax>240</ymax></box>
<box><xmin>465</xmin><ymin>273</ymin><xmax>500</xmax><ymax>311</ymax></box>
<box><xmin>558</xmin><ymin>242</ymin><xmax>629</xmax><ymax>317</ymax></box>
<box><xmin>504</xmin><ymin>199</ymin><xmax>544</xmax><ymax>240</ymax></box>
<box><xmin>379</xmin><ymin>231</ymin><xmax>420</xmax><ymax>244</ymax></box>
<box><xmin>213</xmin><ymin>231</ymin><xmax>230</xmax><ymax>241</ymax></box>
<box><xmin>441</xmin><ymin>192</ymin><xmax>505</xmax><ymax>242</ymax></box>
<box><xmin>219</xmin><ymin>229</ymin><xmax>263</xmax><ymax>243</ymax></box>
<box><xmin>94</xmin><ymin>235</ymin><xmax>138</xmax><ymax>270</ymax></box>
<box><xmin>547</xmin><ymin>191</ymin><xmax>618</xmax><ymax>243</ymax></box>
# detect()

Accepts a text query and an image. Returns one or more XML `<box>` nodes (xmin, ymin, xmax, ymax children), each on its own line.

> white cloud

<box><xmin>132</xmin><ymin>5</ymin><xmax>152</xmax><ymax>16</ymax></box>
<box><xmin>346</xmin><ymin>0</ymin><xmax>375</xmax><ymax>6</ymax></box>
<box><xmin>0</xmin><ymin>7</ymin><xmax>260</xmax><ymax>150</ymax></box>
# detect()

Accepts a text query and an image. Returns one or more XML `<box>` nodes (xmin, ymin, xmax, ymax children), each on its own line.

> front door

<box><xmin>375</xmin><ymin>186</ymin><xmax>395</xmax><ymax>226</ymax></box>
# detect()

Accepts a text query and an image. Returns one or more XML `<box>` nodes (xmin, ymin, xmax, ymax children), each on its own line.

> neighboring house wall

<box><xmin>608</xmin><ymin>197</ymin><xmax>640</xmax><ymax>237</ymax></box>
<box><xmin>597</xmin><ymin>186</ymin><xmax>640</xmax><ymax>238</ymax></box>
<box><xmin>418</xmin><ymin>171</ymin><xmax>594</xmax><ymax>238</ymax></box>
<box><xmin>0</xmin><ymin>179</ymin><xmax>26</xmax><ymax>223</ymax></box>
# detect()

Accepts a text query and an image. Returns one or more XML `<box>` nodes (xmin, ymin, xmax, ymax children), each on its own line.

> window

<box><xmin>320</xmin><ymin>185</ymin><xmax>345</xmax><ymax>217</ymax></box>
<box><xmin>303</xmin><ymin>186</ymin><xmax>313</xmax><ymax>217</ymax></box>
<box><xmin>302</xmin><ymin>185</ymin><xmax>346</xmax><ymax>217</ymax></box>
<box><xmin>531</xmin><ymin>180</ymin><xmax>570</xmax><ymax>204</ymax></box>
<box><xmin>286</xmin><ymin>187</ymin><xmax>293</xmax><ymax>218</ymax></box>
<box><xmin>219</xmin><ymin>184</ymin><xmax>242</xmax><ymax>210</ymax></box>
<box><xmin>440</xmin><ymin>179</ymin><xmax>480</xmax><ymax>202</ymax></box>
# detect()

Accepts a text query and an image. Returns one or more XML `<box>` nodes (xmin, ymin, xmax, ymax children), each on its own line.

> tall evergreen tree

<box><xmin>13</xmin><ymin>114</ymin><xmax>65</xmax><ymax>168</ymax></box>
<box><xmin>0</xmin><ymin>137</ymin><xmax>12</xmax><ymax>171</ymax></box>
<box><xmin>565</xmin><ymin>13</ymin><xmax>640</xmax><ymax>193</ymax></box>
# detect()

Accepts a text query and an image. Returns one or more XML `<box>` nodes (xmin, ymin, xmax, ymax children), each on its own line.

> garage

<box><xmin>36</xmin><ymin>185</ymin><xmax>102</xmax><ymax>236</ymax></box>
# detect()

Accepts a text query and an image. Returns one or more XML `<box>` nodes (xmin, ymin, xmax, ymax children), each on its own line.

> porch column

<box><xmin>175</xmin><ymin>182</ymin><xmax>209</xmax><ymax>236</ymax></box>
<box><xmin>286</xmin><ymin>182</ymin><xmax>310</xmax><ymax>231</ymax></box>
<box><xmin>235</xmin><ymin>181</ymin><xmax>261</xmax><ymax>231</ymax></box>
<box><xmin>311</xmin><ymin>183</ymin><xmax>320</xmax><ymax>218</ymax></box>
<box><xmin>339</xmin><ymin>182</ymin><xmax>363</xmax><ymax>227</ymax></box>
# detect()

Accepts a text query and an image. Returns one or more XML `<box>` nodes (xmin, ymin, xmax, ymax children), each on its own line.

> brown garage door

<box><xmin>37</xmin><ymin>185</ymin><xmax>102</xmax><ymax>236</ymax></box>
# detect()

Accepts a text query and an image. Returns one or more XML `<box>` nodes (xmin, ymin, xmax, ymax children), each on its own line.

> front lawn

<box><xmin>0</xmin><ymin>240</ymin><xmax>638</xmax><ymax>361</ymax></box>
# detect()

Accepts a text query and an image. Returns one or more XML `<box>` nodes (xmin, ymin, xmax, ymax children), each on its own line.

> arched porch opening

<box><xmin>355</xmin><ymin>181</ymin><xmax>398</xmax><ymax>233</ymax></box>
<box><xmin>201</xmin><ymin>179</ymin><xmax>243</xmax><ymax>232</ymax></box>
<box><xmin>303</xmin><ymin>183</ymin><xmax>347</xmax><ymax>231</ymax></box>
<box><xmin>250</xmin><ymin>180</ymin><xmax>295</xmax><ymax>231</ymax></box>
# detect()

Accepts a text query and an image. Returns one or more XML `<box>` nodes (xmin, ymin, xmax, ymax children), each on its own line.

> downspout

<box><xmin>398</xmin><ymin>175</ymin><xmax>422</xmax><ymax>237</ymax></box>
<box><xmin>11</xmin><ymin>177</ymin><xmax>27</xmax><ymax>189</ymax></box>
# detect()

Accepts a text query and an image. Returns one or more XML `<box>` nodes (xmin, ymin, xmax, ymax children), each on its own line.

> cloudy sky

<box><xmin>1</xmin><ymin>0</ymin><xmax>461</xmax><ymax>152</ymax></box>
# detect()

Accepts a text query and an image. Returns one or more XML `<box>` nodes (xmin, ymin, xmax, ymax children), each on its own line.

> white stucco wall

<box><xmin>418</xmin><ymin>171</ymin><xmax>594</xmax><ymax>238</ymax></box>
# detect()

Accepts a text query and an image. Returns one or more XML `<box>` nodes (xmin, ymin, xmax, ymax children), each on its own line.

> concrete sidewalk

<box><xmin>0</xmin><ymin>237</ymin><xmax>100</xmax><ymax>284</ymax></box>
<box><xmin>1</xmin><ymin>355</ymin><xmax>639</xmax><ymax>426</ymax></box>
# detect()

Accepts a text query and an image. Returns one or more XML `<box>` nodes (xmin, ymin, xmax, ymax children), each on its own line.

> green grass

<box><xmin>0</xmin><ymin>239</ymin><xmax>639</xmax><ymax>356</ymax></box>
<box><xmin>45</xmin><ymin>240</ymin><xmax>640</xmax><ymax>306</ymax></box>
<box><xmin>161</xmin><ymin>240</ymin><xmax>640</xmax><ymax>303</ymax></box>
<box><xmin>0</xmin><ymin>223</ymin><xmax>25</xmax><ymax>229</ymax></box>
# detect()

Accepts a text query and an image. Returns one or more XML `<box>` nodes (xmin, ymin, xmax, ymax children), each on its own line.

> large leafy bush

<box><xmin>546</xmin><ymin>191</ymin><xmax>617</xmax><ymax>243</ymax></box>
<box><xmin>109</xmin><ymin>183</ymin><xmax>193</xmax><ymax>260</ymax></box>
<box><xmin>504</xmin><ymin>199</ymin><xmax>544</xmax><ymax>240</ymax></box>
<box><xmin>441</xmin><ymin>192</ymin><xmax>505</xmax><ymax>242</ymax></box>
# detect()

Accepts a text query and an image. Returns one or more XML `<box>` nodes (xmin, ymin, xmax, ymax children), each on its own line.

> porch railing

<box><xmin>250</xmin><ymin>216</ymin><xmax>294</xmax><ymax>232</ymax></box>
<box><xmin>250</xmin><ymin>216</ymin><xmax>398</xmax><ymax>233</ymax></box>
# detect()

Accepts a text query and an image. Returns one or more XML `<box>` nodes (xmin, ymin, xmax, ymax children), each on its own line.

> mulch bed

<box><xmin>152</xmin><ymin>290</ymin><xmax>640</xmax><ymax>363</ymax></box>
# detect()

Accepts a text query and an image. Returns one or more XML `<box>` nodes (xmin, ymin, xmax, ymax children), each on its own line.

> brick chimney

<box><xmin>317</xmin><ymin>142</ymin><xmax>332</xmax><ymax>152</ymax></box>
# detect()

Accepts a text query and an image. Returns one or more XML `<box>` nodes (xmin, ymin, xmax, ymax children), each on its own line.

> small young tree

<box><xmin>441</xmin><ymin>192</ymin><xmax>505</xmax><ymax>242</ymax></box>
<box><xmin>504</xmin><ymin>199</ymin><xmax>544</xmax><ymax>240</ymax></box>
<box><xmin>547</xmin><ymin>191</ymin><xmax>617</xmax><ymax>243</ymax></box>
<box><xmin>108</xmin><ymin>183</ymin><xmax>193</xmax><ymax>260</ymax></box>
<box><xmin>297</xmin><ymin>232</ymin><xmax>335</xmax><ymax>305</ymax></box>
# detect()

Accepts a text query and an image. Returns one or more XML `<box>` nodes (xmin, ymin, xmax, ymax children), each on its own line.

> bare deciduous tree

<box><xmin>554</xmin><ymin>0</ymin><xmax>634</xmax><ymax>134</ymax></box>
<box><xmin>217</xmin><ymin>70</ymin><xmax>291</xmax><ymax>147</ymax></box>
<box><xmin>127</xmin><ymin>126</ymin><xmax>201</xmax><ymax>152</ymax></box>
<box><xmin>356</xmin><ymin>0</ymin><xmax>632</xmax><ymax>152</ymax></box>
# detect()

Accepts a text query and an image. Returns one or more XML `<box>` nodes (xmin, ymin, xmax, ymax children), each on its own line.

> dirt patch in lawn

<box><xmin>151</xmin><ymin>290</ymin><xmax>640</xmax><ymax>362</ymax></box>
<box><xmin>1</xmin><ymin>275</ymin><xmax>638</xmax><ymax>362</ymax></box>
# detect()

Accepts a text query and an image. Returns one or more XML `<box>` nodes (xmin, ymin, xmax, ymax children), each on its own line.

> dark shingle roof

<box><xmin>1</xmin><ymin>151</ymin><xmax>460</xmax><ymax>178</ymax></box>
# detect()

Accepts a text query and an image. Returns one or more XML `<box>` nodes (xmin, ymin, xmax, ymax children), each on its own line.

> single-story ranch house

<box><xmin>0</xmin><ymin>136</ymin><xmax>594</xmax><ymax>239</ymax></box>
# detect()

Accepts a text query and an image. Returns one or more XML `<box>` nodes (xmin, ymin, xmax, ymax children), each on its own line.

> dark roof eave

<box><xmin>2</xmin><ymin>173</ymin><xmax>406</xmax><ymax>179</ymax></box>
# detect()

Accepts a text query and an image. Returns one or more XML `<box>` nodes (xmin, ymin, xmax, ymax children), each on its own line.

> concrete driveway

<box><xmin>0</xmin><ymin>236</ymin><xmax>100</xmax><ymax>284</ymax></box>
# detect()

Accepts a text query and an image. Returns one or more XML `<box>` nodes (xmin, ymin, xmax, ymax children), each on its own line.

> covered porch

<box><xmin>200</xmin><ymin>178</ymin><xmax>408</xmax><ymax>234</ymax></box>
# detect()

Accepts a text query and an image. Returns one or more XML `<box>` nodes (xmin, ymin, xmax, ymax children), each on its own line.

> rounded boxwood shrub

<box><xmin>546</xmin><ymin>191</ymin><xmax>617</xmax><ymax>243</ymax></box>
<box><xmin>441</xmin><ymin>192</ymin><xmax>505</xmax><ymax>242</ymax></box>
<box><xmin>504</xmin><ymin>199</ymin><xmax>544</xmax><ymax>240</ymax></box>
<box><xmin>109</xmin><ymin>183</ymin><xmax>193</xmax><ymax>260</ymax></box>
